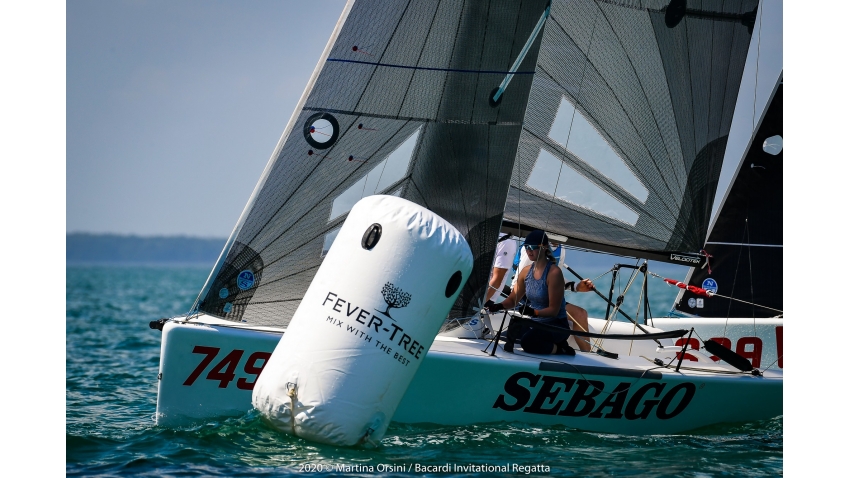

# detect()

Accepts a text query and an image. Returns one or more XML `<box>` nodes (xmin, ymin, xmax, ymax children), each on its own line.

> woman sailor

<box><xmin>485</xmin><ymin>230</ymin><xmax>592</xmax><ymax>354</ymax></box>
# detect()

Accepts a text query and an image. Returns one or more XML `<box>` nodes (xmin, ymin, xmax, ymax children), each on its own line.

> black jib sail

<box><xmin>192</xmin><ymin>0</ymin><xmax>760</xmax><ymax>328</ymax></box>
<box><xmin>673</xmin><ymin>75</ymin><xmax>782</xmax><ymax>318</ymax></box>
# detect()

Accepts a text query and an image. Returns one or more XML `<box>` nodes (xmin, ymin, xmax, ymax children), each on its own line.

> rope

<box><xmin>708</xmin><ymin>292</ymin><xmax>783</xmax><ymax>314</ymax></box>
<box><xmin>647</xmin><ymin>271</ymin><xmax>782</xmax><ymax>315</ymax></box>
<box><xmin>596</xmin><ymin>263</ymin><xmax>642</xmax><ymax>348</ymax></box>
<box><xmin>629</xmin><ymin>270</ymin><xmax>648</xmax><ymax>357</ymax></box>
<box><xmin>564</xmin><ymin>308</ymin><xmax>594</xmax><ymax>352</ymax></box>
<box><xmin>762</xmin><ymin>355</ymin><xmax>783</xmax><ymax>372</ymax></box>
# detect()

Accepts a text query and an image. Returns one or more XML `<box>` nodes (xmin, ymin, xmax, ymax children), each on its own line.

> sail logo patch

<box><xmin>701</xmin><ymin>278</ymin><xmax>718</xmax><ymax>294</ymax></box>
<box><xmin>237</xmin><ymin>270</ymin><xmax>256</xmax><ymax>290</ymax></box>
<box><xmin>670</xmin><ymin>254</ymin><xmax>701</xmax><ymax>264</ymax></box>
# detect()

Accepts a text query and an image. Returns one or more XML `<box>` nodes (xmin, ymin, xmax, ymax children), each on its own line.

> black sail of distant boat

<box><xmin>192</xmin><ymin>0</ymin><xmax>760</xmax><ymax>327</ymax></box>
<box><xmin>673</xmin><ymin>76</ymin><xmax>782</xmax><ymax>318</ymax></box>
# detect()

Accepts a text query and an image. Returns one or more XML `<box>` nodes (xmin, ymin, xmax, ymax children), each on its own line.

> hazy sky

<box><xmin>66</xmin><ymin>0</ymin><xmax>782</xmax><ymax>238</ymax></box>
<box><xmin>67</xmin><ymin>1</ymin><xmax>343</xmax><ymax>237</ymax></box>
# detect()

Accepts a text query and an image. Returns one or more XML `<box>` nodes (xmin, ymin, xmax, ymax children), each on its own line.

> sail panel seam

<box><xmin>325</xmin><ymin>59</ymin><xmax>536</xmax><ymax>75</ymax></box>
<box><xmin>302</xmin><ymin>106</ymin><xmax>523</xmax><ymax>126</ymax></box>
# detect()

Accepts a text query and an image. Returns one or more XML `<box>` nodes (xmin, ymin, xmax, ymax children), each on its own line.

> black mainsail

<box><xmin>504</xmin><ymin>0</ymin><xmax>758</xmax><ymax>265</ymax></box>
<box><xmin>192</xmin><ymin>0</ymin><xmax>760</xmax><ymax>327</ymax></box>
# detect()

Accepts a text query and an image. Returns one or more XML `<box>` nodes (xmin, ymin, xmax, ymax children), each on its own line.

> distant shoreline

<box><xmin>66</xmin><ymin>232</ymin><xmax>689</xmax><ymax>278</ymax></box>
<box><xmin>66</xmin><ymin>233</ymin><xmax>225</xmax><ymax>264</ymax></box>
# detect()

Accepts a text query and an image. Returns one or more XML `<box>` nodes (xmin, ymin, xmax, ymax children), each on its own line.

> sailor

<box><xmin>484</xmin><ymin>232</ymin><xmax>519</xmax><ymax>304</ymax></box>
<box><xmin>485</xmin><ymin>230</ymin><xmax>594</xmax><ymax>354</ymax></box>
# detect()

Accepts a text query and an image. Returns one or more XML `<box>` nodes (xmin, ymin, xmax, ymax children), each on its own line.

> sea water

<box><xmin>66</xmin><ymin>264</ymin><xmax>782</xmax><ymax>476</ymax></box>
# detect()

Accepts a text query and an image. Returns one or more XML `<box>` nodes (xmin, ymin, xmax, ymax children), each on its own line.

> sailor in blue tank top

<box><xmin>483</xmin><ymin>230</ymin><xmax>575</xmax><ymax>355</ymax></box>
<box><xmin>524</xmin><ymin>261</ymin><xmax>567</xmax><ymax>319</ymax></box>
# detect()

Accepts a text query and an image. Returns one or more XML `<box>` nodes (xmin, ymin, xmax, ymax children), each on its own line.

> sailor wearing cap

<box><xmin>484</xmin><ymin>230</ymin><xmax>592</xmax><ymax>354</ymax></box>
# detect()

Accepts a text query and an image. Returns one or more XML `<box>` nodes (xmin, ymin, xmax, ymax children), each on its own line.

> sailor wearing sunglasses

<box><xmin>484</xmin><ymin>230</ymin><xmax>593</xmax><ymax>354</ymax></box>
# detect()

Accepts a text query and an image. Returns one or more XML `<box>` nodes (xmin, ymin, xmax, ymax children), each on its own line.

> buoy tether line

<box><xmin>285</xmin><ymin>382</ymin><xmax>298</xmax><ymax>436</ymax></box>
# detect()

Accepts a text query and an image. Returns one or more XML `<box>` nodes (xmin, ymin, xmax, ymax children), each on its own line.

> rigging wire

<box><xmin>746</xmin><ymin>218</ymin><xmax>757</xmax><ymax>337</ymax></box>
<box><xmin>723</xmin><ymin>217</ymin><xmax>748</xmax><ymax>338</ymax></box>
<box><xmin>629</xmin><ymin>267</ymin><xmax>649</xmax><ymax>357</ymax></box>
<box><xmin>752</xmin><ymin>0</ymin><xmax>764</xmax><ymax>134</ymax></box>
<box><xmin>595</xmin><ymin>262</ymin><xmax>641</xmax><ymax>349</ymax></box>
<box><xmin>648</xmin><ymin>271</ymin><xmax>781</xmax><ymax>314</ymax></box>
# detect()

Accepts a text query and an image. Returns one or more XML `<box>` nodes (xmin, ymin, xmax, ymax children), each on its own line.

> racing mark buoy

<box><xmin>252</xmin><ymin>195</ymin><xmax>473</xmax><ymax>446</ymax></box>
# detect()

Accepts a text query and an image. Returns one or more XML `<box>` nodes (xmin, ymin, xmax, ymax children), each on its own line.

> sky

<box><xmin>66</xmin><ymin>1</ymin><xmax>344</xmax><ymax>237</ymax></box>
<box><xmin>66</xmin><ymin>0</ymin><xmax>783</xmax><ymax>239</ymax></box>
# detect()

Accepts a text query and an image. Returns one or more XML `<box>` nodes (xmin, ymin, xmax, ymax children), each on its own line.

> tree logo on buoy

<box><xmin>377</xmin><ymin>282</ymin><xmax>411</xmax><ymax>321</ymax></box>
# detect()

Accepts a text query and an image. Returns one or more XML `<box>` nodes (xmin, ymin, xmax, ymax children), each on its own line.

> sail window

<box><xmin>762</xmin><ymin>135</ymin><xmax>782</xmax><ymax>155</ymax></box>
<box><xmin>310</xmin><ymin>119</ymin><xmax>334</xmax><ymax>144</ymax></box>
<box><xmin>321</xmin><ymin>227</ymin><xmax>341</xmax><ymax>258</ymax></box>
<box><xmin>527</xmin><ymin>149</ymin><xmax>639</xmax><ymax>226</ymax></box>
<box><xmin>548</xmin><ymin>97</ymin><xmax>648</xmax><ymax>203</ymax></box>
<box><xmin>329</xmin><ymin>128</ymin><xmax>420</xmax><ymax>220</ymax></box>
<box><xmin>303</xmin><ymin>113</ymin><xmax>340</xmax><ymax>149</ymax></box>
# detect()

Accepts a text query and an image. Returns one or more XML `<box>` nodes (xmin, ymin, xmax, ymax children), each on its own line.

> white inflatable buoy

<box><xmin>252</xmin><ymin>195</ymin><xmax>473</xmax><ymax>446</ymax></box>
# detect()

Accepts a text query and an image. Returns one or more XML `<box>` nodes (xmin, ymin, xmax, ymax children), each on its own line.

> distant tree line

<box><xmin>66</xmin><ymin>233</ymin><xmax>226</xmax><ymax>264</ymax></box>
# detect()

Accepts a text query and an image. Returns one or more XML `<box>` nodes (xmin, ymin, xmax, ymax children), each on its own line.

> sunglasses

<box><xmin>524</xmin><ymin>245</ymin><xmax>541</xmax><ymax>251</ymax></box>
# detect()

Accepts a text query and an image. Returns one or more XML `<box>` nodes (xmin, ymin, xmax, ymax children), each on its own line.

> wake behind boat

<box><xmin>151</xmin><ymin>0</ymin><xmax>782</xmax><ymax>439</ymax></box>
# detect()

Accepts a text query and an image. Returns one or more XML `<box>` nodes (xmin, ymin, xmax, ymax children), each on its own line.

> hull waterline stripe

<box><xmin>539</xmin><ymin>362</ymin><xmax>662</xmax><ymax>380</ymax></box>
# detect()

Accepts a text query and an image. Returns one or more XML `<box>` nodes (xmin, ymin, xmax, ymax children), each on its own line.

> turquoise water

<box><xmin>66</xmin><ymin>264</ymin><xmax>782</xmax><ymax>476</ymax></box>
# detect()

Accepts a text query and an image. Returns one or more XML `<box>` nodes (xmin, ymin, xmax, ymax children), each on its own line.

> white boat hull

<box><xmin>155</xmin><ymin>315</ymin><xmax>782</xmax><ymax>434</ymax></box>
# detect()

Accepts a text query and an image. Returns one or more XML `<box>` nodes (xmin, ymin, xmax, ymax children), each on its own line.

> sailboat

<box><xmin>653</xmin><ymin>75</ymin><xmax>782</xmax><ymax>370</ymax></box>
<box><xmin>152</xmin><ymin>0</ymin><xmax>781</xmax><ymax>435</ymax></box>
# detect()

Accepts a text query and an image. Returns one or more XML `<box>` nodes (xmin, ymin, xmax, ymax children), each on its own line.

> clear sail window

<box><xmin>549</xmin><ymin>97</ymin><xmax>648</xmax><ymax>203</ymax></box>
<box><xmin>329</xmin><ymin>128</ymin><xmax>420</xmax><ymax>220</ymax></box>
<box><xmin>527</xmin><ymin>149</ymin><xmax>639</xmax><ymax>226</ymax></box>
<box><xmin>321</xmin><ymin>226</ymin><xmax>341</xmax><ymax>258</ymax></box>
<box><xmin>762</xmin><ymin>135</ymin><xmax>782</xmax><ymax>155</ymax></box>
